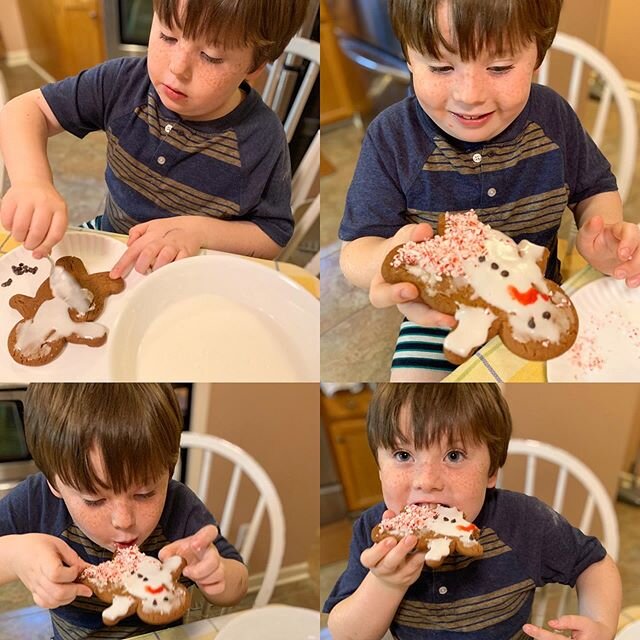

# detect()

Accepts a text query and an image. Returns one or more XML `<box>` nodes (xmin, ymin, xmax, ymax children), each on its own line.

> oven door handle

<box><xmin>336</xmin><ymin>34</ymin><xmax>411</xmax><ymax>82</ymax></box>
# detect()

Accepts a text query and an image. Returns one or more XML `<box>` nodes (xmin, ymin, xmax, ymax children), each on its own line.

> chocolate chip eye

<box><xmin>478</xmin><ymin>255</ymin><xmax>486</xmax><ymax>262</ymax></box>
<box><xmin>143</xmin><ymin>577</ymin><xmax>149</xmax><ymax>582</ymax></box>
<box><xmin>164</xmin><ymin>596</ymin><xmax>169</xmax><ymax>601</ymax></box>
<box><xmin>137</xmin><ymin>573</ymin><xmax>143</xmax><ymax>578</ymax></box>
<box><xmin>542</xmin><ymin>311</ymin><xmax>551</xmax><ymax>319</ymax></box>
<box><xmin>443</xmin><ymin>516</ymin><xmax>449</xmax><ymax>522</ymax></box>
<box><xmin>451</xmin><ymin>519</ymin><xmax>457</xmax><ymax>523</ymax></box>
<box><xmin>130</xmin><ymin>571</ymin><xmax>135</xmax><ymax>575</ymax></box>
<box><xmin>491</xmin><ymin>262</ymin><xmax>499</xmax><ymax>270</ymax></box>
<box><xmin>501</xmin><ymin>270</ymin><xmax>509</xmax><ymax>277</ymax></box>
<box><xmin>528</xmin><ymin>318</ymin><xmax>536</xmax><ymax>329</ymax></box>
<box><xmin>153</xmin><ymin>599</ymin><xmax>157</xmax><ymax>606</ymax></box>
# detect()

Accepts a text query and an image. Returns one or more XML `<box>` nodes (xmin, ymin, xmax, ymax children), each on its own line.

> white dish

<box><xmin>0</xmin><ymin>231</ymin><xmax>142</xmax><ymax>382</ymax></box>
<box><xmin>547</xmin><ymin>277</ymin><xmax>640</xmax><ymax>381</ymax></box>
<box><xmin>616</xmin><ymin>620</ymin><xmax>640</xmax><ymax>640</ymax></box>
<box><xmin>216</xmin><ymin>606</ymin><xmax>320</xmax><ymax>640</ymax></box>
<box><xmin>108</xmin><ymin>254</ymin><xmax>319</xmax><ymax>381</ymax></box>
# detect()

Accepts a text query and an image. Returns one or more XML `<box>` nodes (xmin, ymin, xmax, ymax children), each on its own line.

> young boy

<box><xmin>324</xmin><ymin>383</ymin><xmax>621</xmax><ymax>640</ymax></box>
<box><xmin>0</xmin><ymin>0</ymin><xmax>309</xmax><ymax>278</ymax></box>
<box><xmin>338</xmin><ymin>0</ymin><xmax>640</xmax><ymax>381</ymax></box>
<box><xmin>0</xmin><ymin>383</ymin><xmax>248</xmax><ymax>639</ymax></box>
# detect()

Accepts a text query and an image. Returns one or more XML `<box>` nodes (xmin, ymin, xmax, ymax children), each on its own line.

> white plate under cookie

<box><xmin>0</xmin><ymin>230</ymin><xmax>143</xmax><ymax>382</ymax></box>
<box><xmin>546</xmin><ymin>276</ymin><xmax>640</xmax><ymax>381</ymax></box>
<box><xmin>216</xmin><ymin>606</ymin><xmax>320</xmax><ymax>640</ymax></box>
<box><xmin>108</xmin><ymin>253</ymin><xmax>320</xmax><ymax>382</ymax></box>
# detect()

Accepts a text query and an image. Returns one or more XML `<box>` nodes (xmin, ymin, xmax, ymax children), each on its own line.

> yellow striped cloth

<box><xmin>444</xmin><ymin>266</ymin><xmax>604</xmax><ymax>382</ymax></box>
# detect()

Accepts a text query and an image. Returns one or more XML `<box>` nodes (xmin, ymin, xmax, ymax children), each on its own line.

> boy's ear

<box><xmin>47</xmin><ymin>478</ymin><xmax>62</xmax><ymax>498</ymax></box>
<box><xmin>246</xmin><ymin>61</ymin><xmax>267</xmax><ymax>83</ymax></box>
<box><xmin>487</xmin><ymin>471</ymin><xmax>498</xmax><ymax>489</ymax></box>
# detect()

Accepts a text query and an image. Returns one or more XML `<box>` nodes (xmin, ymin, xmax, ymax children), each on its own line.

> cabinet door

<box><xmin>55</xmin><ymin>0</ymin><xmax>106</xmax><ymax>77</ymax></box>
<box><xmin>327</xmin><ymin>418</ymin><xmax>382</xmax><ymax>511</ymax></box>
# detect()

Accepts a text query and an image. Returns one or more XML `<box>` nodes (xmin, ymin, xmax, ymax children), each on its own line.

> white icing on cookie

<box><xmin>392</xmin><ymin>211</ymin><xmax>572</xmax><ymax>355</ymax></box>
<box><xmin>425</xmin><ymin>537</ymin><xmax>452</xmax><ymax>564</ymax></box>
<box><xmin>448</xmin><ymin>305</ymin><xmax>497</xmax><ymax>358</ymax></box>
<box><xmin>103</xmin><ymin>595</ymin><xmax>136</xmax><ymax>623</ymax></box>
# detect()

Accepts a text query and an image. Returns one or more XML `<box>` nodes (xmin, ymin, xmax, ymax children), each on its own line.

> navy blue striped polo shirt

<box><xmin>42</xmin><ymin>57</ymin><xmax>293</xmax><ymax>246</ymax></box>
<box><xmin>324</xmin><ymin>489</ymin><xmax>606</xmax><ymax>639</ymax></box>
<box><xmin>340</xmin><ymin>84</ymin><xmax>618</xmax><ymax>283</ymax></box>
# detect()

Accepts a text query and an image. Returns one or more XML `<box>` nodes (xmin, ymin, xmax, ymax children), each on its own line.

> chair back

<box><xmin>498</xmin><ymin>438</ymin><xmax>619</xmax><ymax>626</ymax></box>
<box><xmin>175</xmin><ymin>432</ymin><xmax>286</xmax><ymax>608</ymax></box>
<box><xmin>537</xmin><ymin>31</ymin><xmax>637</xmax><ymax>203</ymax></box>
<box><xmin>262</xmin><ymin>36</ymin><xmax>320</xmax><ymax>144</ymax></box>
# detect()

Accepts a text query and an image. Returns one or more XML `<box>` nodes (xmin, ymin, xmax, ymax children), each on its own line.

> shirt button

<box><xmin>164</xmin><ymin>124</ymin><xmax>173</xmax><ymax>133</ymax></box>
<box><xmin>487</xmin><ymin>187</ymin><xmax>497</xmax><ymax>197</ymax></box>
<box><xmin>157</xmin><ymin>156</ymin><xmax>166</xmax><ymax>165</ymax></box>
<box><xmin>438</xmin><ymin>586</ymin><xmax>448</xmax><ymax>595</ymax></box>
<box><xmin>472</xmin><ymin>153</ymin><xmax>482</xmax><ymax>163</ymax></box>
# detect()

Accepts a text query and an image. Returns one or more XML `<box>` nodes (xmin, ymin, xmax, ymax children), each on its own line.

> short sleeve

<box><xmin>323</xmin><ymin>503</ymin><xmax>385</xmax><ymax>613</ymax></box>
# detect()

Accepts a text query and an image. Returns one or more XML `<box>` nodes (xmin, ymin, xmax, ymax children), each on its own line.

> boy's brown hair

<box><xmin>153</xmin><ymin>0</ymin><xmax>311</xmax><ymax>70</ymax></box>
<box><xmin>389</xmin><ymin>0</ymin><xmax>563</xmax><ymax>68</ymax></box>
<box><xmin>367</xmin><ymin>383</ymin><xmax>512</xmax><ymax>477</ymax></box>
<box><xmin>25</xmin><ymin>383</ymin><xmax>182</xmax><ymax>494</ymax></box>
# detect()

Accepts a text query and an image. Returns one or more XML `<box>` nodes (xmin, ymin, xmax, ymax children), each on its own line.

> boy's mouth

<box><xmin>161</xmin><ymin>83</ymin><xmax>188</xmax><ymax>100</ymax></box>
<box><xmin>450</xmin><ymin>111</ymin><xmax>493</xmax><ymax>125</ymax></box>
<box><xmin>113</xmin><ymin>539</ymin><xmax>138</xmax><ymax>549</ymax></box>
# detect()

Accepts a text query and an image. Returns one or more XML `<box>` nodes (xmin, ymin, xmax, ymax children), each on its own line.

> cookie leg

<box><xmin>425</xmin><ymin>537</ymin><xmax>452</xmax><ymax>567</ymax></box>
<box><xmin>103</xmin><ymin>595</ymin><xmax>137</xmax><ymax>625</ymax></box>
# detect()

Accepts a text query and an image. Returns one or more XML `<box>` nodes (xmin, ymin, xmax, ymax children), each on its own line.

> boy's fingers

<box><xmin>613</xmin><ymin>221</ymin><xmax>640</xmax><ymax>261</ymax></box>
<box><xmin>370</xmin><ymin>281</ymin><xmax>419</xmax><ymax>308</ymax></box>
<box><xmin>409</xmin><ymin>222</ymin><xmax>434</xmax><ymax>243</ymax></box>
<box><xmin>521</xmin><ymin>623</ymin><xmax>554</xmax><ymax>639</ymax></box>
<box><xmin>548</xmin><ymin>615</ymin><xmax>585</xmax><ymax>631</ymax></box>
<box><xmin>398</xmin><ymin>300</ymin><xmax>456</xmax><ymax>328</ymax></box>
<box><xmin>381</xmin><ymin>509</ymin><xmax>397</xmax><ymax>521</ymax></box>
<box><xmin>577</xmin><ymin>215</ymin><xmax>603</xmax><ymax>248</ymax></box>
<box><xmin>128</xmin><ymin>222</ymin><xmax>150</xmax><ymax>245</ymax></box>
<box><xmin>191</xmin><ymin>525</ymin><xmax>219</xmax><ymax>551</ymax></box>
<box><xmin>360</xmin><ymin>537</ymin><xmax>397</xmax><ymax>568</ymax></box>
<box><xmin>110</xmin><ymin>247</ymin><xmax>138</xmax><ymax>279</ymax></box>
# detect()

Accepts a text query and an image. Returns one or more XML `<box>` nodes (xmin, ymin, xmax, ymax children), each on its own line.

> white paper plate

<box><xmin>216</xmin><ymin>606</ymin><xmax>320</xmax><ymax>640</ymax></box>
<box><xmin>547</xmin><ymin>277</ymin><xmax>640</xmax><ymax>381</ymax></box>
<box><xmin>0</xmin><ymin>231</ymin><xmax>142</xmax><ymax>382</ymax></box>
<box><xmin>108</xmin><ymin>254</ymin><xmax>319</xmax><ymax>381</ymax></box>
<box><xmin>616</xmin><ymin>621</ymin><xmax>640</xmax><ymax>640</ymax></box>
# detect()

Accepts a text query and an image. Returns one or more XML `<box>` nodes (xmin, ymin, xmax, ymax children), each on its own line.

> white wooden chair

<box><xmin>262</xmin><ymin>36</ymin><xmax>320</xmax><ymax>143</ymax></box>
<box><xmin>175</xmin><ymin>432</ymin><xmax>286</xmax><ymax>608</ymax></box>
<box><xmin>498</xmin><ymin>439</ymin><xmax>619</xmax><ymax>627</ymax></box>
<box><xmin>262</xmin><ymin>37</ymin><xmax>321</xmax><ymax>270</ymax></box>
<box><xmin>537</xmin><ymin>32</ymin><xmax>638</xmax><ymax>261</ymax></box>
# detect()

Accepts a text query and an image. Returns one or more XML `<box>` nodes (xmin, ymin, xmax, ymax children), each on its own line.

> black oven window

<box><xmin>0</xmin><ymin>401</ymin><xmax>29</xmax><ymax>462</ymax></box>
<box><xmin>120</xmin><ymin>0</ymin><xmax>154</xmax><ymax>46</ymax></box>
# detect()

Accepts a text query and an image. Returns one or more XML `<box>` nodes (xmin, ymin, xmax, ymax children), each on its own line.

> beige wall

<box><xmin>603</xmin><ymin>0</ymin><xmax>640</xmax><ymax>83</ymax></box>
<box><xmin>0</xmin><ymin>0</ymin><xmax>28</xmax><ymax>55</ymax></box>
<box><xmin>503</xmin><ymin>384</ymin><xmax>640</xmax><ymax>541</ymax></box>
<box><xmin>199</xmin><ymin>384</ymin><xmax>318</xmax><ymax>577</ymax></box>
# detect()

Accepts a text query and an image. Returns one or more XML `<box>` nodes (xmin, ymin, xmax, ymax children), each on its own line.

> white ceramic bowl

<box><xmin>216</xmin><ymin>605</ymin><xmax>320</xmax><ymax>640</ymax></box>
<box><xmin>108</xmin><ymin>254</ymin><xmax>319</xmax><ymax>381</ymax></box>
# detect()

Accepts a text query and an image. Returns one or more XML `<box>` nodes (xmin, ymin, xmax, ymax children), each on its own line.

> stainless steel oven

<box><xmin>102</xmin><ymin>0</ymin><xmax>153</xmax><ymax>59</ymax></box>
<box><xmin>0</xmin><ymin>387</ymin><xmax>37</xmax><ymax>500</ymax></box>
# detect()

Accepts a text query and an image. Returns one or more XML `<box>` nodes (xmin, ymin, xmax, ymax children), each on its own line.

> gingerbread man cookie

<box><xmin>372</xmin><ymin>504</ymin><xmax>483</xmax><ymax>568</ymax></box>
<box><xmin>382</xmin><ymin>211</ymin><xmax>578</xmax><ymax>364</ymax></box>
<box><xmin>79</xmin><ymin>545</ymin><xmax>190</xmax><ymax>626</ymax></box>
<box><xmin>7</xmin><ymin>255</ymin><xmax>124</xmax><ymax>366</ymax></box>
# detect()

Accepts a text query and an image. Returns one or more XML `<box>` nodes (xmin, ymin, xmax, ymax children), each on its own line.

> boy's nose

<box><xmin>452</xmin><ymin>70</ymin><xmax>486</xmax><ymax>106</ymax></box>
<box><xmin>413</xmin><ymin>464</ymin><xmax>444</xmax><ymax>493</ymax></box>
<box><xmin>169</xmin><ymin>46</ymin><xmax>192</xmax><ymax>80</ymax></box>
<box><xmin>111</xmin><ymin>502</ymin><xmax>135</xmax><ymax>530</ymax></box>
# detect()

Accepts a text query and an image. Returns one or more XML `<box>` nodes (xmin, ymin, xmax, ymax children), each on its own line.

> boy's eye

<box><xmin>393</xmin><ymin>450</ymin><xmax>412</xmax><ymax>462</ymax></box>
<box><xmin>83</xmin><ymin>498</ymin><xmax>106</xmax><ymax>507</ymax></box>
<box><xmin>135</xmin><ymin>491</ymin><xmax>156</xmax><ymax>500</ymax></box>
<box><xmin>201</xmin><ymin>52</ymin><xmax>224</xmax><ymax>64</ymax></box>
<box><xmin>446</xmin><ymin>450</ymin><xmax>466</xmax><ymax>463</ymax></box>
<box><xmin>488</xmin><ymin>65</ymin><xmax>515</xmax><ymax>74</ymax></box>
<box><xmin>428</xmin><ymin>65</ymin><xmax>454</xmax><ymax>74</ymax></box>
<box><xmin>159</xmin><ymin>32</ymin><xmax>177</xmax><ymax>44</ymax></box>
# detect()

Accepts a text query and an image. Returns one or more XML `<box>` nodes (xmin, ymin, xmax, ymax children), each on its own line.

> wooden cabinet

<box><xmin>320</xmin><ymin>0</ymin><xmax>369</xmax><ymax>125</ymax></box>
<box><xmin>18</xmin><ymin>0</ymin><xmax>106</xmax><ymax>79</ymax></box>
<box><xmin>322</xmin><ymin>388</ymin><xmax>383</xmax><ymax>512</ymax></box>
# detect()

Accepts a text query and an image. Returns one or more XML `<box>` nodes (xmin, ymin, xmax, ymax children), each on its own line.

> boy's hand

<box><xmin>524</xmin><ymin>615</ymin><xmax>612</xmax><ymax>639</ymax></box>
<box><xmin>576</xmin><ymin>216</ymin><xmax>640</xmax><ymax>287</ymax></box>
<box><xmin>159</xmin><ymin>525</ymin><xmax>225</xmax><ymax>595</ymax></box>
<box><xmin>110</xmin><ymin>217</ymin><xmax>202</xmax><ymax>279</ymax></box>
<box><xmin>369</xmin><ymin>223</ymin><xmax>457</xmax><ymax>328</ymax></box>
<box><xmin>360</xmin><ymin>509</ymin><xmax>426</xmax><ymax>591</ymax></box>
<box><xmin>0</xmin><ymin>182</ymin><xmax>68</xmax><ymax>257</ymax></box>
<box><xmin>9</xmin><ymin>534</ymin><xmax>92</xmax><ymax>608</ymax></box>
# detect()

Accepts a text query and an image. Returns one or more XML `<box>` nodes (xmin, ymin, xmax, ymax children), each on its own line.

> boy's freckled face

<box><xmin>406</xmin><ymin>2</ymin><xmax>538</xmax><ymax>143</ymax></box>
<box><xmin>48</xmin><ymin>448</ymin><xmax>169</xmax><ymax>552</ymax></box>
<box><xmin>377</xmin><ymin>420</ymin><xmax>497</xmax><ymax>522</ymax></box>
<box><xmin>146</xmin><ymin>13</ymin><xmax>263</xmax><ymax>121</ymax></box>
